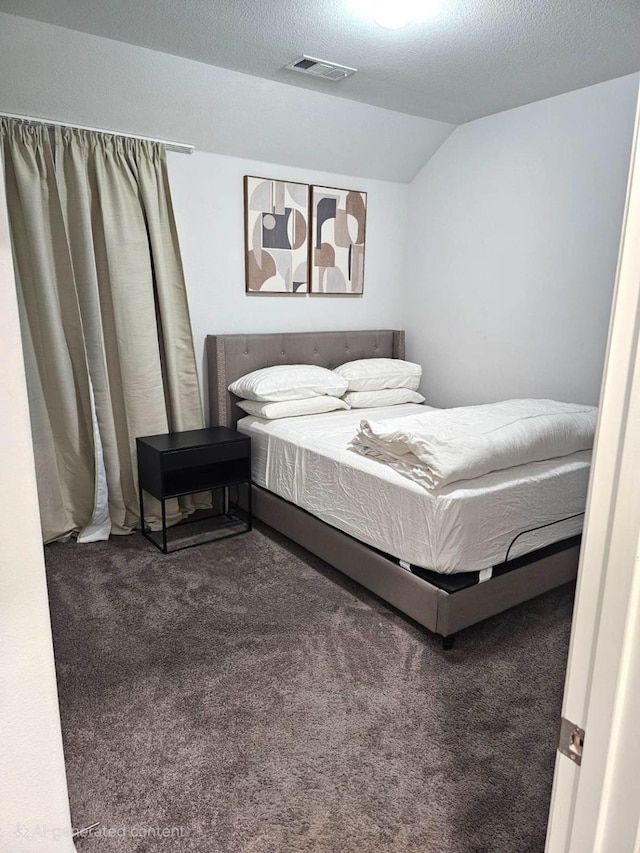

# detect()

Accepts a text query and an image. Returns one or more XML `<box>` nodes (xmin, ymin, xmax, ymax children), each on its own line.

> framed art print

<box><xmin>310</xmin><ymin>186</ymin><xmax>367</xmax><ymax>294</ymax></box>
<box><xmin>244</xmin><ymin>176</ymin><xmax>309</xmax><ymax>293</ymax></box>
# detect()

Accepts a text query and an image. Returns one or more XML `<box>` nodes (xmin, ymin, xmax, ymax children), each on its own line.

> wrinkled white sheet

<box><xmin>351</xmin><ymin>399</ymin><xmax>597</xmax><ymax>490</ymax></box>
<box><xmin>238</xmin><ymin>405</ymin><xmax>591</xmax><ymax>574</ymax></box>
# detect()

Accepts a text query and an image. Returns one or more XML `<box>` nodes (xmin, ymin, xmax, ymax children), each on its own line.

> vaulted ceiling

<box><xmin>1</xmin><ymin>0</ymin><xmax>638</xmax><ymax>124</ymax></box>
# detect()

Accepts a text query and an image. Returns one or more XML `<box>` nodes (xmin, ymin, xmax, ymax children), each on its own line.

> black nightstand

<box><xmin>136</xmin><ymin>427</ymin><xmax>252</xmax><ymax>554</ymax></box>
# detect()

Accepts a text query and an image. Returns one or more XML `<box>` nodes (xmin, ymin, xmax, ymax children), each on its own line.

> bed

<box><xmin>206</xmin><ymin>329</ymin><xmax>583</xmax><ymax>646</ymax></box>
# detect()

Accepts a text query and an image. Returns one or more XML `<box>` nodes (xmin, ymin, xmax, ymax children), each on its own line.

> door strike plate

<box><xmin>558</xmin><ymin>716</ymin><xmax>585</xmax><ymax>766</ymax></box>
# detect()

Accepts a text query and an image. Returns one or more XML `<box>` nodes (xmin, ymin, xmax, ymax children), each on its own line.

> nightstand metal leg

<box><xmin>161</xmin><ymin>500</ymin><xmax>167</xmax><ymax>554</ymax></box>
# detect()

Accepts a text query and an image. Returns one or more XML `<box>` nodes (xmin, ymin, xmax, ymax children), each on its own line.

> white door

<box><xmin>546</xmin><ymin>81</ymin><xmax>640</xmax><ymax>853</ymax></box>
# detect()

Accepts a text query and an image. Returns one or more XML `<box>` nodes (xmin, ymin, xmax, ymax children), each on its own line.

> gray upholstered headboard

<box><xmin>207</xmin><ymin>330</ymin><xmax>405</xmax><ymax>428</ymax></box>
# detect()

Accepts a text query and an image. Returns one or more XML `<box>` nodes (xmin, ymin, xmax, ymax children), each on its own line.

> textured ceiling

<box><xmin>1</xmin><ymin>0</ymin><xmax>638</xmax><ymax>123</ymax></box>
<box><xmin>0</xmin><ymin>13</ymin><xmax>456</xmax><ymax>182</ymax></box>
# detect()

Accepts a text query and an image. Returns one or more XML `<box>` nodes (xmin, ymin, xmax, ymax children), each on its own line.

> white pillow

<box><xmin>237</xmin><ymin>396</ymin><xmax>350</xmax><ymax>420</ymax></box>
<box><xmin>333</xmin><ymin>358</ymin><xmax>421</xmax><ymax>392</ymax></box>
<box><xmin>229</xmin><ymin>364</ymin><xmax>347</xmax><ymax>402</ymax></box>
<box><xmin>343</xmin><ymin>388</ymin><xmax>425</xmax><ymax>408</ymax></box>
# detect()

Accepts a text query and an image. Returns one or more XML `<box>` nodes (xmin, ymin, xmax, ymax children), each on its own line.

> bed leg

<box><xmin>441</xmin><ymin>635</ymin><xmax>455</xmax><ymax>651</ymax></box>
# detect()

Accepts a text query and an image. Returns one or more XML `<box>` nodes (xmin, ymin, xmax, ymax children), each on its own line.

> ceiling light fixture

<box><xmin>371</xmin><ymin>0</ymin><xmax>418</xmax><ymax>29</ymax></box>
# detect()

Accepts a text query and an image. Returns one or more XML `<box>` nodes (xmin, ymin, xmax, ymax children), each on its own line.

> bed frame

<box><xmin>206</xmin><ymin>330</ymin><xmax>580</xmax><ymax>646</ymax></box>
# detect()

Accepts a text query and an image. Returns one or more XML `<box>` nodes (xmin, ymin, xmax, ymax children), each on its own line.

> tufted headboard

<box><xmin>206</xmin><ymin>330</ymin><xmax>405</xmax><ymax>428</ymax></box>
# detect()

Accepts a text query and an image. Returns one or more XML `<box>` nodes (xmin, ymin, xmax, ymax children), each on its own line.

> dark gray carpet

<box><xmin>45</xmin><ymin>524</ymin><xmax>573</xmax><ymax>853</ymax></box>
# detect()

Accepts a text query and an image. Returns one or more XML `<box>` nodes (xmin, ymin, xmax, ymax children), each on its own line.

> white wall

<box><xmin>168</xmin><ymin>150</ymin><xmax>408</xmax><ymax>409</ymax></box>
<box><xmin>0</xmin><ymin>167</ymin><xmax>76</xmax><ymax>851</ymax></box>
<box><xmin>0</xmin><ymin>12</ymin><xmax>454</xmax><ymax>183</ymax></box>
<box><xmin>404</xmin><ymin>73</ymin><xmax>640</xmax><ymax>407</ymax></box>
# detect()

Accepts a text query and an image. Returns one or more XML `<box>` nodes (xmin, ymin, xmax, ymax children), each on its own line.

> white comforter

<box><xmin>350</xmin><ymin>398</ymin><xmax>597</xmax><ymax>489</ymax></box>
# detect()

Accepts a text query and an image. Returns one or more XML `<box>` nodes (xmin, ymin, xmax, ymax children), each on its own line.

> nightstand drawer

<box><xmin>162</xmin><ymin>439</ymin><xmax>249</xmax><ymax>472</ymax></box>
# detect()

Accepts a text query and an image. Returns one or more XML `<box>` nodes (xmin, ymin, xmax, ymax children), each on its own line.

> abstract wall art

<box><xmin>310</xmin><ymin>186</ymin><xmax>367</xmax><ymax>295</ymax></box>
<box><xmin>244</xmin><ymin>176</ymin><xmax>309</xmax><ymax>293</ymax></box>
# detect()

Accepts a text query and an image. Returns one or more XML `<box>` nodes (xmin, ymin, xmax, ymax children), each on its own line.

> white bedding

<box><xmin>238</xmin><ymin>404</ymin><xmax>591</xmax><ymax>575</ymax></box>
<box><xmin>351</xmin><ymin>399</ymin><xmax>597</xmax><ymax>490</ymax></box>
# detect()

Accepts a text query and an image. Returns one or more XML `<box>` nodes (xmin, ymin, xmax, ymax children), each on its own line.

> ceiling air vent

<box><xmin>284</xmin><ymin>55</ymin><xmax>356</xmax><ymax>81</ymax></box>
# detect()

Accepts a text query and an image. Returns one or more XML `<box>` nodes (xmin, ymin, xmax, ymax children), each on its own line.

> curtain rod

<box><xmin>0</xmin><ymin>112</ymin><xmax>194</xmax><ymax>155</ymax></box>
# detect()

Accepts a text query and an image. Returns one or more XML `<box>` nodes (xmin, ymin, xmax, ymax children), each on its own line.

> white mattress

<box><xmin>237</xmin><ymin>404</ymin><xmax>590</xmax><ymax>575</ymax></box>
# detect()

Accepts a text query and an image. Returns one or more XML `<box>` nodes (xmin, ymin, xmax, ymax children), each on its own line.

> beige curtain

<box><xmin>0</xmin><ymin>119</ymin><xmax>96</xmax><ymax>542</ymax></box>
<box><xmin>56</xmin><ymin>129</ymin><xmax>204</xmax><ymax>533</ymax></box>
<box><xmin>1</xmin><ymin>119</ymin><xmax>204</xmax><ymax>541</ymax></box>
